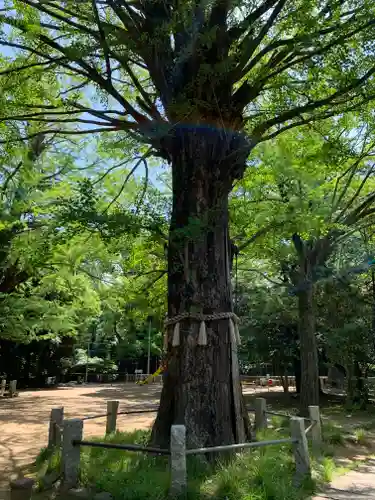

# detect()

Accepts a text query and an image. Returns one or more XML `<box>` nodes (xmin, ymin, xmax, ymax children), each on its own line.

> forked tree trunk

<box><xmin>298</xmin><ymin>271</ymin><xmax>319</xmax><ymax>413</ymax></box>
<box><xmin>151</xmin><ymin>127</ymin><xmax>252</xmax><ymax>450</ymax></box>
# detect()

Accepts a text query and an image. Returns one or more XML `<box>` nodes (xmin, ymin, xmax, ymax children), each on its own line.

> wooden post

<box><xmin>106</xmin><ymin>400</ymin><xmax>119</xmax><ymax>435</ymax></box>
<box><xmin>255</xmin><ymin>398</ymin><xmax>267</xmax><ymax>430</ymax></box>
<box><xmin>0</xmin><ymin>379</ymin><xmax>5</xmax><ymax>396</ymax></box>
<box><xmin>308</xmin><ymin>406</ymin><xmax>322</xmax><ymax>451</ymax></box>
<box><xmin>10</xmin><ymin>478</ymin><xmax>35</xmax><ymax>500</ymax></box>
<box><xmin>170</xmin><ymin>425</ymin><xmax>187</xmax><ymax>497</ymax></box>
<box><xmin>62</xmin><ymin>418</ymin><xmax>83</xmax><ymax>489</ymax></box>
<box><xmin>290</xmin><ymin>417</ymin><xmax>310</xmax><ymax>487</ymax></box>
<box><xmin>9</xmin><ymin>380</ymin><xmax>17</xmax><ymax>397</ymax></box>
<box><xmin>48</xmin><ymin>407</ymin><xmax>64</xmax><ymax>449</ymax></box>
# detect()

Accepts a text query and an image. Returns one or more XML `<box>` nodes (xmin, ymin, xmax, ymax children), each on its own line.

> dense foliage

<box><xmin>1</xmin><ymin>0</ymin><xmax>375</xmax><ymax>438</ymax></box>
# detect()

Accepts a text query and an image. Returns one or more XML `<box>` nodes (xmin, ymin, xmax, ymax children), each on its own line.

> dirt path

<box><xmin>313</xmin><ymin>460</ymin><xmax>375</xmax><ymax>499</ymax></box>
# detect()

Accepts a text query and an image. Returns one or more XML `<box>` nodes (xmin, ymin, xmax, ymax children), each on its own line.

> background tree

<box><xmin>232</xmin><ymin>121</ymin><xmax>375</xmax><ymax>409</ymax></box>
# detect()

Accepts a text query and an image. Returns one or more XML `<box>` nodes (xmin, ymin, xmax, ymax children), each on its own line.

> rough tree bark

<box><xmin>292</xmin><ymin>234</ymin><xmax>320</xmax><ymax>412</ymax></box>
<box><xmin>151</xmin><ymin>126</ymin><xmax>252</xmax><ymax>450</ymax></box>
<box><xmin>297</xmin><ymin>279</ymin><xmax>319</xmax><ymax>412</ymax></box>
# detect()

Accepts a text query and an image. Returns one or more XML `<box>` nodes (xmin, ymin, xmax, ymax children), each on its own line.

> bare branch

<box><xmin>235</xmin><ymin>0</ymin><xmax>287</xmax><ymax>77</ymax></box>
<box><xmin>0</xmin><ymin>128</ymin><xmax>120</xmax><ymax>145</ymax></box>
<box><xmin>0</xmin><ymin>57</ymin><xmax>66</xmax><ymax>76</ymax></box>
<box><xmin>228</xmin><ymin>0</ymin><xmax>280</xmax><ymax>41</ymax></box>
<box><xmin>91</xmin><ymin>0</ymin><xmax>112</xmax><ymax>81</ymax></box>
<box><xmin>238</xmin><ymin>267</ymin><xmax>285</xmax><ymax>287</ymax></box>
<box><xmin>236</xmin><ymin>225</ymin><xmax>273</xmax><ymax>252</ymax></box>
<box><xmin>102</xmin><ymin>148</ymin><xmax>152</xmax><ymax>213</ymax></box>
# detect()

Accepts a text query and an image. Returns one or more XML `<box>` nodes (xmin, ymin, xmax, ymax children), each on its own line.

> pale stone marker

<box><xmin>9</xmin><ymin>380</ymin><xmax>17</xmax><ymax>397</ymax></box>
<box><xmin>62</xmin><ymin>418</ymin><xmax>83</xmax><ymax>489</ymax></box>
<box><xmin>106</xmin><ymin>400</ymin><xmax>119</xmax><ymax>435</ymax></box>
<box><xmin>290</xmin><ymin>417</ymin><xmax>311</xmax><ymax>486</ymax></box>
<box><xmin>170</xmin><ymin>425</ymin><xmax>187</xmax><ymax>497</ymax></box>
<box><xmin>48</xmin><ymin>407</ymin><xmax>64</xmax><ymax>449</ymax></box>
<box><xmin>255</xmin><ymin>397</ymin><xmax>267</xmax><ymax>430</ymax></box>
<box><xmin>308</xmin><ymin>405</ymin><xmax>322</xmax><ymax>451</ymax></box>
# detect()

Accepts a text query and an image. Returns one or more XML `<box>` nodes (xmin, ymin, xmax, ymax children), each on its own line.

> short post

<box><xmin>9</xmin><ymin>380</ymin><xmax>17</xmax><ymax>397</ymax></box>
<box><xmin>106</xmin><ymin>400</ymin><xmax>119</xmax><ymax>435</ymax></box>
<box><xmin>10</xmin><ymin>478</ymin><xmax>35</xmax><ymax>500</ymax></box>
<box><xmin>48</xmin><ymin>407</ymin><xmax>64</xmax><ymax>449</ymax></box>
<box><xmin>62</xmin><ymin>418</ymin><xmax>83</xmax><ymax>489</ymax></box>
<box><xmin>290</xmin><ymin>417</ymin><xmax>311</xmax><ymax>487</ymax></box>
<box><xmin>0</xmin><ymin>379</ymin><xmax>5</xmax><ymax>396</ymax></box>
<box><xmin>170</xmin><ymin>425</ymin><xmax>187</xmax><ymax>497</ymax></box>
<box><xmin>308</xmin><ymin>405</ymin><xmax>322</xmax><ymax>451</ymax></box>
<box><xmin>255</xmin><ymin>398</ymin><xmax>267</xmax><ymax>430</ymax></box>
<box><xmin>125</xmin><ymin>373</ymin><xmax>129</xmax><ymax>384</ymax></box>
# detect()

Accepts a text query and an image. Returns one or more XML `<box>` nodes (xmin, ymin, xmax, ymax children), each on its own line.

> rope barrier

<box><xmin>265</xmin><ymin>410</ymin><xmax>294</xmax><ymax>418</ymax></box>
<box><xmin>304</xmin><ymin>420</ymin><xmax>317</xmax><ymax>435</ymax></box>
<box><xmin>82</xmin><ymin>413</ymin><xmax>109</xmax><ymax>421</ymax></box>
<box><xmin>81</xmin><ymin>407</ymin><xmax>159</xmax><ymax>421</ymax></box>
<box><xmin>72</xmin><ymin>440</ymin><xmax>170</xmax><ymax>455</ymax></box>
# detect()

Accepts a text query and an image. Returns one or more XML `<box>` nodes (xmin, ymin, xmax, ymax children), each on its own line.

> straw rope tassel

<box><xmin>197</xmin><ymin>320</ymin><xmax>207</xmax><ymax>346</ymax></box>
<box><xmin>163</xmin><ymin>329</ymin><xmax>168</xmax><ymax>350</ymax></box>
<box><xmin>172</xmin><ymin>322</ymin><xmax>180</xmax><ymax>346</ymax></box>
<box><xmin>234</xmin><ymin>320</ymin><xmax>241</xmax><ymax>346</ymax></box>
<box><xmin>229</xmin><ymin>318</ymin><xmax>237</xmax><ymax>346</ymax></box>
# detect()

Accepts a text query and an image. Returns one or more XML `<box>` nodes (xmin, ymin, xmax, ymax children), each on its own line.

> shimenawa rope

<box><xmin>163</xmin><ymin>312</ymin><xmax>241</xmax><ymax>347</ymax></box>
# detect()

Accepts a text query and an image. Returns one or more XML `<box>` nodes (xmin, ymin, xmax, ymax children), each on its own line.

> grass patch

<box><xmin>353</xmin><ymin>428</ymin><xmax>367</xmax><ymax>445</ymax></box>
<box><xmin>321</xmin><ymin>457</ymin><xmax>335</xmax><ymax>482</ymax></box>
<box><xmin>34</xmin><ymin>424</ymin><xmax>363</xmax><ymax>500</ymax></box>
<box><xmin>323</xmin><ymin>421</ymin><xmax>345</xmax><ymax>445</ymax></box>
<box><xmin>36</xmin><ymin>428</ymin><xmax>314</xmax><ymax>500</ymax></box>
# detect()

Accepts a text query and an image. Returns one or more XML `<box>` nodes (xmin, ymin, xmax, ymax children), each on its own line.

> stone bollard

<box><xmin>170</xmin><ymin>425</ymin><xmax>187</xmax><ymax>497</ymax></box>
<box><xmin>48</xmin><ymin>407</ymin><xmax>64</xmax><ymax>449</ymax></box>
<box><xmin>106</xmin><ymin>400</ymin><xmax>119</xmax><ymax>435</ymax></box>
<box><xmin>308</xmin><ymin>405</ymin><xmax>322</xmax><ymax>452</ymax></box>
<box><xmin>290</xmin><ymin>417</ymin><xmax>311</xmax><ymax>487</ymax></box>
<box><xmin>255</xmin><ymin>398</ymin><xmax>267</xmax><ymax>431</ymax></box>
<box><xmin>62</xmin><ymin>418</ymin><xmax>83</xmax><ymax>490</ymax></box>
<box><xmin>10</xmin><ymin>478</ymin><xmax>35</xmax><ymax>500</ymax></box>
<box><xmin>9</xmin><ymin>380</ymin><xmax>17</xmax><ymax>397</ymax></box>
<box><xmin>0</xmin><ymin>379</ymin><xmax>5</xmax><ymax>397</ymax></box>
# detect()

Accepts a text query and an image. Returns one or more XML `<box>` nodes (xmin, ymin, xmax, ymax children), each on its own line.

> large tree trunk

<box><xmin>298</xmin><ymin>277</ymin><xmax>319</xmax><ymax>413</ymax></box>
<box><xmin>151</xmin><ymin>127</ymin><xmax>252</xmax><ymax>450</ymax></box>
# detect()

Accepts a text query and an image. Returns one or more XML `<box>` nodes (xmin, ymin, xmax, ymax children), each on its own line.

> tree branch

<box><xmin>102</xmin><ymin>148</ymin><xmax>152</xmax><ymax>214</ymax></box>
<box><xmin>238</xmin><ymin>267</ymin><xmax>285</xmax><ymax>287</ymax></box>
<box><xmin>91</xmin><ymin>0</ymin><xmax>112</xmax><ymax>81</ymax></box>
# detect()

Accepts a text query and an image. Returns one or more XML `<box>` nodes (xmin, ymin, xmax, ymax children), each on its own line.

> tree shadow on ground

<box><xmin>80</xmin><ymin>384</ymin><xmax>161</xmax><ymax>404</ymax></box>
